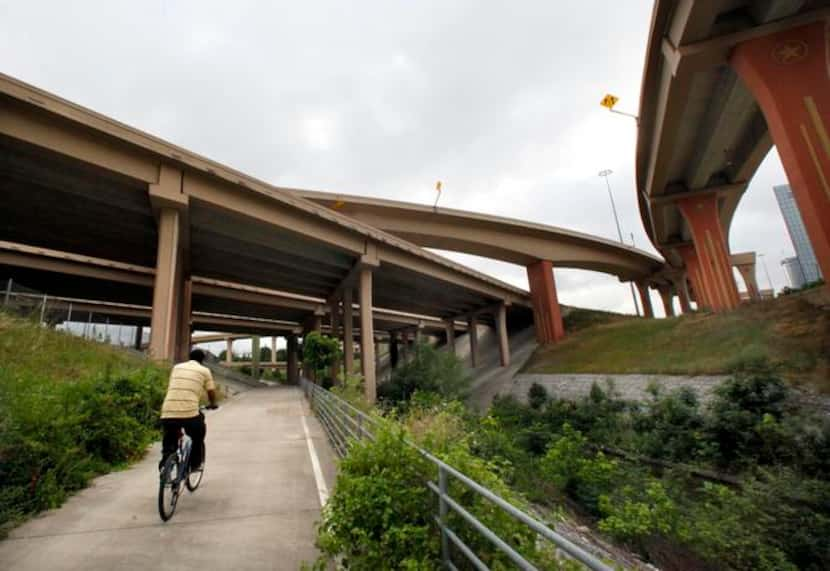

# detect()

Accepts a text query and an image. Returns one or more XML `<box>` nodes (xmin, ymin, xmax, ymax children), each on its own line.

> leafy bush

<box><xmin>302</xmin><ymin>332</ymin><xmax>341</xmax><ymax>385</ymax></box>
<box><xmin>315</xmin><ymin>404</ymin><xmax>575</xmax><ymax>570</ymax></box>
<box><xmin>631</xmin><ymin>386</ymin><xmax>707</xmax><ymax>462</ymax></box>
<box><xmin>378</xmin><ymin>343</ymin><xmax>470</xmax><ymax>406</ymax></box>
<box><xmin>528</xmin><ymin>382</ymin><xmax>548</xmax><ymax>410</ymax></box>
<box><xmin>0</xmin><ymin>366</ymin><xmax>167</xmax><ymax>535</ymax></box>
<box><xmin>315</xmin><ymin>422</ymin><xmax>438</xmax><ymax>569</ymax></box>
<box><xmin>704</xmin><ymin>372</ymin><xmax>791</xmax><ymax>468</ymax></box>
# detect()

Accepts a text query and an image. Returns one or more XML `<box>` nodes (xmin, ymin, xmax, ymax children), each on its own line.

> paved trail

<box><xmin>0</xmin><ymin>387</ymin><xmax>337</xmax><ymax>571</ymax></box>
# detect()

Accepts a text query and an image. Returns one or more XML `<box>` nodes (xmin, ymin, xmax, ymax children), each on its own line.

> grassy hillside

<box><xmin>0</xmin><ymin>313</ymin><xmax>170</xmax><ymax>535</ymax></box>
<box><xmin>525</xmin><ymin>290</ymin><xmax>830</xmax><ymax>392</ymax></box>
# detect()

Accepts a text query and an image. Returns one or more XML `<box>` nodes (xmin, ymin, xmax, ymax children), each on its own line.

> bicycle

<box><xmin>158</xmin><ymin>405</ymin><xmax>217</xmax><ymax>521</ymax></box>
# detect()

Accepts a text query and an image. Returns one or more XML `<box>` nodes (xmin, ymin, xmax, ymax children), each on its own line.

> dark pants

<box><xmin>161</xmin><ymin>414</ymin><xmax>206</xmax><ymax>470</ymax></box>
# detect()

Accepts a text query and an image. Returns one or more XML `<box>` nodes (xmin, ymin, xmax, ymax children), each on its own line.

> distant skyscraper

<box><xmin>773</xmin><ymin>184</ymin><xmax>822</xmax><ymax>284</ymax></box>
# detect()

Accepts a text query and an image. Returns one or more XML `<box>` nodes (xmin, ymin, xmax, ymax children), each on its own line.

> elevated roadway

<box><xmin>0</xmin><ymin>73</ymin><xmax>533</xmax><ymax>401</ymax></box>
<box><xmin>637</xmin><ymin>0</ymin><xmax>830</xmax><ymax>310</ymax></box>
<box><xmin>295</xmin><ymin>190</ymin><xmax>668</xmax><ymax>336</ymax></box>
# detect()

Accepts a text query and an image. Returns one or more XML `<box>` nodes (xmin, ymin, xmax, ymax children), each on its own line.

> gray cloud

<box><xmin>0</xmin><ymin>0</ymin><xmax>793</xmax><ymax>318</ymax></box>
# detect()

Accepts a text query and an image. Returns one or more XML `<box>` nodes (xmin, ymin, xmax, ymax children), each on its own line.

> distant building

<box><xmin>781</xmin><ymin>256</ymin><xmax>806</xmax><ymax>289</ymax></box>
<box><xmin>773</xmin><ymin>184</ymin><xmax>822</xmax><ymax>284</ymax></box>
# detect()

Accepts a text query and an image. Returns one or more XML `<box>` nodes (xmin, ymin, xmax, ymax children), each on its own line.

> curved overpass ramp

<box><xmin>637</xmin><ymin>0</ymin><xmax>830</xmax><ymax>311</ymax></box>
<box><xmin>296</xmin><ymin>191</ymin><xmax>664</xmax><ymax>281</ymax></box>
<box><xmin>295</xmin><ymin>190</ymin><xmax>668</xmax><ymax>339</ymax></box>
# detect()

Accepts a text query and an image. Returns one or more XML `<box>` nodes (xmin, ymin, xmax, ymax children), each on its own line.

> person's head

<box><xmin>189</xmin><ymin>348</ymin><xmax>206</xmax><ymax>363</ymax></box>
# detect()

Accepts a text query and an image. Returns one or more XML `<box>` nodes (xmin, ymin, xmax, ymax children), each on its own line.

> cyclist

<box><xmin>159</xmin><ymin>349</ymin><xmax>218</xmax><ymax>471</ymax></box>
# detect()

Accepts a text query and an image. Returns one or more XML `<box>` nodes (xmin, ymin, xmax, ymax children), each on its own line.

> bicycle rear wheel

<box><xmin>186</xmin><ymin>448</ymin><xmax>204</xmax><ymax>492</ymax></box>
<box><xmin>158</xmin><ymin>454</ymin><xmax>182</xmax><ymax>521</ymax></box>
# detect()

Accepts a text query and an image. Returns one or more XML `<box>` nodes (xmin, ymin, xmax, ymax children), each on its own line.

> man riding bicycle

<box><xmin>160</xmin><ymin>349</ymin><xmax>218</xmax><ymax>471</ymax></box>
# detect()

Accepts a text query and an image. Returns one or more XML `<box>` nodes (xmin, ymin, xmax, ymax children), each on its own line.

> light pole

<box><xmin>599</xmin><ymin>169</ymin><xmax>641</xmax><ymax>316</ymax></box>
<box><xmin>758</xmin><ymin>253</ymin><xmax>774</xmax><ymax>293</ymax></box>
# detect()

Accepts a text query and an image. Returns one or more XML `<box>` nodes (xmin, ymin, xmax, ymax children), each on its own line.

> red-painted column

<box><xmin>676</xmin><ymin>195</ymin><xmax>741</xmax><ymax>311</ymax></box>
<box><xmin>526</xmin><ymin>260</ymin><xmax>564</xmax><ymax>344</ymax></box>
<box><xmin>635</xmin><ymin>281</ymin><xmax>654</xmax><ymax>318</ymax></box>
<box><xmin>732</xmin><ymin>22</ymin><xmax>830</xmax><ymax>282</ymax></box>
<box><xmin>675</xmin><ymin>245</ymin><xmax>710</xmax><ymax>310</ymax></box>
<box><xmin>657</xmin><ymin>285</ymin><xmax>675</xmax><ymax>317</ymax></box>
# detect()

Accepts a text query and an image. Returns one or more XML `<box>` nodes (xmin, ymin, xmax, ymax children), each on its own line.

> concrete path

<box><xmin>0</xmin><ymin>387</ymin><xmax>337</xmax><ymax>571</ymax></box>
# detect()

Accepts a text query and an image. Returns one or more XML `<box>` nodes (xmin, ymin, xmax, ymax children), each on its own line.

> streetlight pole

<box><xmin>758</xmin><ymin>253</ymin><xmax>774</xmax><ymax>293</ymax></box>
<box><xmin>599</xmin><ymin>169</ymin><xmax>641</xmax><ymax>316</ymax></box>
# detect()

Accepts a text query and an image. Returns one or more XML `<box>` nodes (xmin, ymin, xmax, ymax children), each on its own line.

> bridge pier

<box><xmin>526</xmin><ymin>260</ymin><xmax>564</xmax><ymax>344</ymax></box>
<box><xmin>287</xmin><ymin>334</ymin><xmax>299</xmax><ymax>384</ymax></box>
<box><xmin>251</xmin><ymin>336</ymin><xmax>261</xmax><ymax>379</ymax></box>
<box><xmin>732</xmin><ymin>21</ymin><xmax>830</xmax><ymax>283</ymax></box>
<box><xmin>467</xmin><ymin>315</ymin><xmax>479</xmax><ymax>367</ymax></box>
<box><xmin>329</xmin><ymin>298</ymin><xmax>341</xmax><ymax>382</ymax></box>
<box><xmin>225</xmin><ymin>337</ymin><xmax>233</xmax><ymax>364</ymax></box>
<box><xmin>149</xmin><ymin>207</ymin><xmax>186</xmax><ymax>361</ymax></box>
<box><xmin>496</xmin><ymin>302</ymin><xmax>510</xmax><ymax>367</ymax></box>
<box><xmin>734</xmin><ymin>259</ymin><xmax>760</xmax><ymax>301</ymax></box>
<box><xmin>676</xmin><ymin>195</ymin><xmax>740</xmax><ymax>312</ymax></box>
<box><xmin>444</xmin><ymin>319</ymin><xmax>455</xmax><ymax>354</ymax></box>
<box><xmin>359</xmin><ymin>266</ymin><xmax>376</xmax><ymax>404</ymax></box>
<box><xmin>635</xmin><ymin>281</ymin><xmax>654</xmax><ymax>318</ymax></box>
<box><xmin>657</xmin><ymin>285</ymin><xmax>674</xmax><ymax>317</ymax></box>
<box><xmin>670</xmin><ymin>273</ymin><xmax>693</xmax><ymax>314</ymax></box>
<box><xmin>676</xmin><ymin>245</ymin><xmax>710</xmax><ymax>310</ymax></box>
<box><xmin>342</xmin><ymin>288</ymin><xmax>354</xmax><ymax>375</ymax></box>
<box><xmin>389</xmin><ymin>333</ymin><xmax>399</xmax><ymax>368</ymax></box>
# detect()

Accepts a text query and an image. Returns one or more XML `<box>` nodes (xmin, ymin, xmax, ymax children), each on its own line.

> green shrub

<box><xmin>631</xmin><ymin>386</ymin><xmax>707</xmax><ymax>462</ymax></box>
<box><xmin>0</xmin><ymin>366</ymin><xmax>167</xmax><ymax>535</ymax></box>
<box><xmin>378</xmin><ymin>343</ymin><xmax>470</xmax><ymax>406</ymax></box>
<box><xmin>705</xmin><ymin>373</ymin><xmax>792</xmax><ymax>468</ymax></box>
<box><xmin>301</xmin><ymin>332</ymin><xmax>341</xmax><ymax>384</ymax></box>
<box><xmin>315</xmin><ymin>422</ymin><xmax>438</xmax><ymax>569</ymax></box>
<box><xmin>528</xmin><ymin>382</ymin><xmax>548</xmax><ymax>410</ymax></box>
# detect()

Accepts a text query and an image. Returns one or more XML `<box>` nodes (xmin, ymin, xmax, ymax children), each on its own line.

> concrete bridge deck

<box><xmin>0</xmin><ymin>387</ymin><xmax>336</xmax><ymax>571</ymax></box>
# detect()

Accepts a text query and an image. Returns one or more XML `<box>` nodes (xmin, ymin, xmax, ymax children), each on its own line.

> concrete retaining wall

<box><xmin>503</xmin><ymin>373</ymin><xmax>731</xmax><ymax>404</ymax></box>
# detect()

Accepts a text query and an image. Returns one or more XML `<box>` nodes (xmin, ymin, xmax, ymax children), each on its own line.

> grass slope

<box><xmin>0</xmin><ymin>313</ymin><xmax>170</xmax><ymax>535</ymax></box>
<box><xmin>525</xmin><ymin>291</ymin><xmax>830</xmax><ymax>392</ymax></box>
<box><xmin>0</xmin><ymin>313</ymin><xmax>164</xmax><ymax>382</ymax></box>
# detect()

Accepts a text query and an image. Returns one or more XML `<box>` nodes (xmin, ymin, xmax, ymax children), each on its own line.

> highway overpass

<box><xmin>0</xmin><ymin>73</ymin><xmax>533</xmax><ymax>402</ymax></box>
<box><xmin>637</xmin><ymin>0</ymin><xmax>830</xmax><ymax>311</ymax></box>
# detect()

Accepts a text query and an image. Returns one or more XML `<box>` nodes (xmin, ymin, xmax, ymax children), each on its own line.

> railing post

<box><xmin>3</xmin><ymin>278</ymin><xmax>11</xmax><ymax>308</ymax></box>
<box><xmin>439</xmin><ymin>466</ymin><xmax>450</xmax><ymax>567</ymax></box>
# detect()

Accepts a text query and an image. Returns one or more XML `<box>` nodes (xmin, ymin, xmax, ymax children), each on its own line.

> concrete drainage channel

<box><xmin>300</xmin><ymin>378</ymin><xmax>613</xmax><ymax>571</ymax></box>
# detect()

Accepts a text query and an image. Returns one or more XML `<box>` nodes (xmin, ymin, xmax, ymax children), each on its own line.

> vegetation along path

<box><xmin>0</xmin><ymin>387</ymin><xmax>336</xmax><ymax>571</ymax></box>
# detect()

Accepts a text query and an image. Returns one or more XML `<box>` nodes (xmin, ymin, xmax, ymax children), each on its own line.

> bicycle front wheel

<box><xmin>158</xmin><ymin>454</ymin><xmax>182</xmax><ymax>521</ymax></box>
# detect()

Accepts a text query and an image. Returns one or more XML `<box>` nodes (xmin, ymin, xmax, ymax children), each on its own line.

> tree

<box><xmin>302</xmin><ymin>332</ymin><xmax>342</xmax><ymax>387</ymax></box>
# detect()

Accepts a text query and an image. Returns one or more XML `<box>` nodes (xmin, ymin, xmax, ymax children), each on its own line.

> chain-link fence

<box><xmin>1</xmin><ymin>277</ymin><xmax>148</xmax><ymax>349</ymax></box>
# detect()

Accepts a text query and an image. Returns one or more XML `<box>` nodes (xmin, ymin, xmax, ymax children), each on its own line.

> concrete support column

<box><xmin>134</xmin><ymin>326</ymin><xmax>143</xmax><ymax>351</ymax></box>
<box><xmin>495</xmin><ymin>302</ymin><xmax>510</xmax><ymax>367</ymax></box>
<box><xmin>271</xmin><ymin>337</ymin><xmax>277</xmax><ymax>363</ymax></box>
<box><xmin>732</xmin><ymin>22</ymin><xmax>830</xmax><ymax>282</ymax></box>
<box><xmin>676</xmin><ymin>195</ymin><xmax>740</xmax><ymax>311</ymax></box>
<box><xmin>444</xmin><ymin>320</ymin><xmax>456</xmax><ymax>354</ymax></box>
<box><xmin>329</xmin><ymin>298</ymin><xmax>341</xmax><ymax>383</ymax></box>
<box><xmin>359</xmin><ymin>267</ymin><xmax>376</xmax><ymax>403</ymax></box>
<box><xmin>287</xmin><ymin>334</ymin><xmax>299</xmax><ymax>385</ymax></box>
<box><xmin>526</xmin><ymin>260</ymin><xmax>564</xmax><ymax>344</ymax></box>
<box><xmin>467</xmin><ymin>316</ymin><xmax>479</xmax><ymax>368</ymax></box>
<box><xmin>390</xmin><ymin>333</ymin><xmax>399</xmax><ymax>369</ymax></box>
<box><xmin>175</xmin><ymin>278</ymin><xmax>193</xmax><ymax>362</ymax></box>
<box><xmin>635</xmin><ymin>281</ymin><xmax>655</xmax><ymax>318</ymax></box>
<box><xmin>225</xmin><ymin>337</ymin><xmax>233</xmax><ymax>364</ymax></box>
<box><xmin>342</xmin><ymin>288</ymin><xmax>354</xmax><ymax>375</ymax></box>
<box><xmin>735</xmin><ymin>263</ymin><xmax>760</xmax><ymax>301</ymax></box>
<box><xmin>251</xmin><ymin>336</ymin><xmax>261</xmax><ymax>380</ymax></box>
<box><xmin>149</xmin><ymin>208</ymin><xmax>184</xmax><ymax>361</ymax></box>
<box><xmin>657</xmin><ymin>285</ymin><xmax>675</xmax><ymax>317</ymax></box>
<box><xmin>670</xmin><ymin>273</ymin><xmax>693</xmax><ymax>314</ymax></box>
<box><xmin>676</xmin><ymin>245</ymin><xmax>710</xmax><ymax>310</ymax></box>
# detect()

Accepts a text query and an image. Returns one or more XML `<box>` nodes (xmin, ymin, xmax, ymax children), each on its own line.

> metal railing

<box><xmin>300</xmin><ymin>378</ymin><xmax>612</xmax><ymax>571</ymax></box>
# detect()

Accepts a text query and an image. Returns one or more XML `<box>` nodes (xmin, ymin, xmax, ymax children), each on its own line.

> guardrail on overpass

<box><xmin>300</xmin><ymin>378</ymin><xmax>612</xmax><ymax>571</ymax></box>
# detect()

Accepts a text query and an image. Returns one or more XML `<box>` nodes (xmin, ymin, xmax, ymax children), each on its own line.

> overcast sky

<box><xmin>0</xmin><ymin>0</ymin><xmax>796</xmax><ymax>325</ymax></box>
